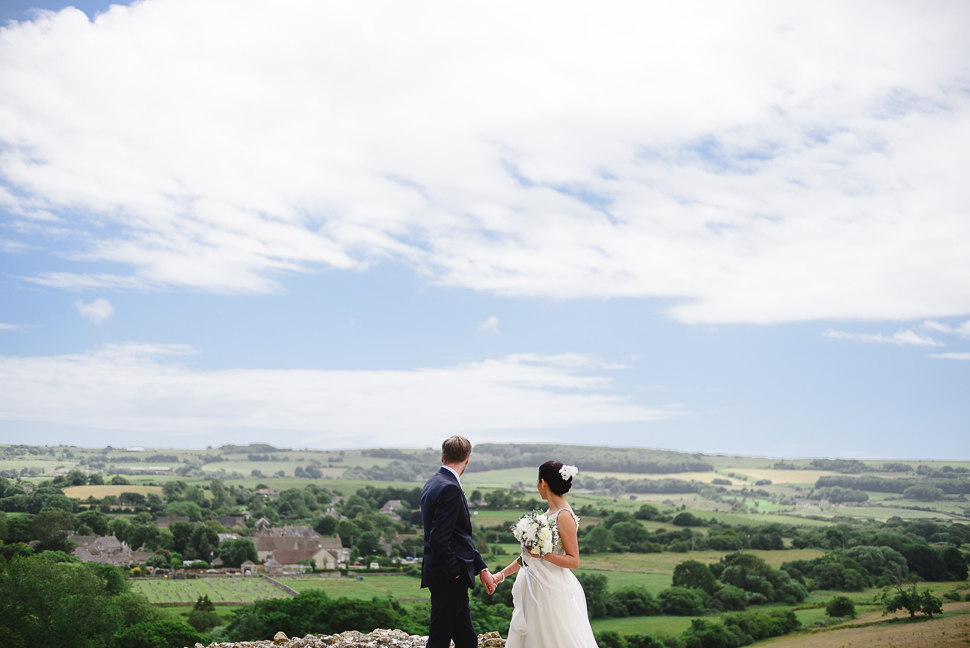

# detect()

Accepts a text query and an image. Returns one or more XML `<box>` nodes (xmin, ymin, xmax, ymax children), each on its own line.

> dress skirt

<box><xmin>505</xmin><ymin>552</ymin><xmax>599</xmax><ymax>648</ymax></box>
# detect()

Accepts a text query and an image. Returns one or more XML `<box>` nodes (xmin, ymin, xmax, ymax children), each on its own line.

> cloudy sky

<box><xmin>1</xmin><ymin>1</ymin><xmax>968</xmax><ymax>457</ymax></box>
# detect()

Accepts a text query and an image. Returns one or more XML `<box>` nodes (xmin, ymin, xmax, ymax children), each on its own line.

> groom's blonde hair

<box><xmin>441</xmin><ymin>435</ymin><xmax>472</xmax><ymax>464</ymax></box>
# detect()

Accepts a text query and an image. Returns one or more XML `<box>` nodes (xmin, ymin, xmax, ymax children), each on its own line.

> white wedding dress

<box><xmin>506</xmin><ymin>509</ymin><xmax>599</xmax><ymax>648</ymax></box>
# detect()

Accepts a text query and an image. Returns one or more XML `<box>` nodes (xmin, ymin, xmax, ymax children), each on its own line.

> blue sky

<box><xmin>1</xmin><ymin>1</ymin><xmax>968</xmax><ymax>457</ymax></box>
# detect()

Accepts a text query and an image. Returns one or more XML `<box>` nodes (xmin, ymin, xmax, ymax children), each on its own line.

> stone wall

<box><xmin>187</xmin><ymin>629</ymin><xmax>506</xmax><ymax>648</ymax></box>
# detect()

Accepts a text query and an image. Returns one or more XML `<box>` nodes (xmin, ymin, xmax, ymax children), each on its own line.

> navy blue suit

<box><xmin>421</xmin><ymin>467</ymin><xmax>487</xmax><ymax>648</ymax></box>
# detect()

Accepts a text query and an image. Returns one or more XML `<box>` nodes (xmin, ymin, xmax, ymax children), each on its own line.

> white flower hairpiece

<box><xmin>559</xmin><ymin>464</ymin><xmax>579</xmax><ymax>480</ymax></box>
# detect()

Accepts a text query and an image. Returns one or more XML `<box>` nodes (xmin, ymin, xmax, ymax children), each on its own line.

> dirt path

<box><xmin>763</xmin><ymin>602</ymin><xmax>970</xmax><ymax>648</ymax></box>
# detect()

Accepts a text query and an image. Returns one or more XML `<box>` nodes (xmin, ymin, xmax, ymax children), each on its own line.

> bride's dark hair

<box><xmin>539</xmin><ymin>460</ymin><xmax>572</xmax><ymax>496</ymax></box>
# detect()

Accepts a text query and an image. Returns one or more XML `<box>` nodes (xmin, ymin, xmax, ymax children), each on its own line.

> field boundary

<box><xmin>261</xmin><ymin>574</ymin><xmax>298</xmax><ymax>597</ymax></box>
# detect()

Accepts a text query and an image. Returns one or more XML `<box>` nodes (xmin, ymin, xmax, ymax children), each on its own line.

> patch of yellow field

<box><xmin>727</xmin><ymin>468</ymin><xmax>839</xmax><ymax>485</ymax></box>
<box><xmin>63</xmin><ymin>485</ymin><xmax>163</xmax><ymax>499</ymax></box>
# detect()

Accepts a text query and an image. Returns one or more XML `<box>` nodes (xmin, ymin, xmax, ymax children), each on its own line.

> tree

<box><xmin>942</xmin><ymin>547</ymin><xmax>968</xmax><ymax>581</ymax></box>
<box><xmin>584</xmin><ymin>526</ymin><xmax>615</xmax><ymax>553</ymax></box>
<box><xmin>110</xmin><ymin>619</ymin><xmax>205</xmax><ymax>648</ymax></box>
<box><xmin>32</xmin><ymin>509</ymin><xmax>75</xmax><ymax>552</ymax></box>
<box><xmin>190</xmin><ymin>524</ymin><xmax>220</xmax><ymax>562</ymax></box>
<box><xmin>0</xmin><ymin>555</ymin><xmax>120</xmax><ymax>648</ymax></box>
<box><xmin>713</xmin><ymin>584</ymin><xmax>747</xmax><ymax>611</ymax></box>
<box><xmin>881</xmin><ymin>574</ymin><xmax>945</xmax><ymax>620</ymax></box>
<box><xmin>76</xmin><ymin>510</ymin><xmax>109</xmax><ymax>536</ymax></box>
<box><xmin>313</xmin><ymin>516</ymin><xmax>338</xmax><ymax>536</ymax></box>
<box><xmin>902</xmin><ymin>545</ymin><xmax>947</xmax><ymax>582</ymax></box>
<box><xmin>219</xmin><ymin>539</ymin><xmax>258</xmax><ymax>568</ymax></box>
<box><xmin>659</xmin><ymin>587</ymin><xmax>706</xmax><ymax>616</ymax></box>
<box><xmin>611</xmin><ymin>522</ymin><xmax>650</xmax><ymax>546</ymax></box>
<box><xmin>672</xmin><ymin>512</ymin><xmax>704</xmax><ymax>527</ymax></box>
<box><xmin>634</xmin><ymin>504</ymin><xmax>660</xmax><ymax>520</ymax></box>
<box><xmin>168</xmin><ymin>521</ymin><xmax>194</xmax><ymax>554</ymax></box>
<box><xmin>826</xmin><ymin>595</ymin><xmax>856</xmax><ymax>618</ymax></box>
<box><xmin>672</xmin><ymin>560</ymin><xmax>717</xmax><ymax>595</ymax></box>
<box><xmin>356</xmin><ymin>531</ymin><xmax>381</xmax><ymax>556</ymax></box>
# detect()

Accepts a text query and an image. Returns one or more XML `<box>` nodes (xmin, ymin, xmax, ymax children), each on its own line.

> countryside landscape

<box><xmin>1</xmin><ymin>442</ymin><xmax>968</xmax><ymax>647</ymax></box>
<box><xmin>2</xmin><ymin>2</ymin><xmax>969</xmax><ymax>648</ymax></box>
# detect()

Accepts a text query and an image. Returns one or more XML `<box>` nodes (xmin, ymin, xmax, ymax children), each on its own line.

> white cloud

<box><xmin>921</xmin><ymin>319</ymin><xmax>970</xmax><ymax>337</ymax></box>
<box><xmin>478</xmin><ymin>316</ymin><xmax>500</xmax><ymax>334</ymax></box>
<box><xmin>0</xmin><ymin>323</ymin><xmax>25</xmax><ymax>331</ymax></box>
<box><xmin>1</xmin><ymin>3</ymin><xmax>969</xmax><ymax>323</ymax></box>
<box><xmin>0</xmin><ymin>344</ymin><xmax>676</xmax><ymax>444</ymax></box>
<box><xmin>928</xmin><ymin>352</ymin><xmax>970</xmax><ymax>361</ymax></box>
<box><xmin>823</xmin><ymin>328</ymin><xmax>944</xmax><ymax>347</ymax></box>
<box><xmin>75</xmin><ymin>298</ymin><xmax>114</xmax><ymax>323</ymax></box>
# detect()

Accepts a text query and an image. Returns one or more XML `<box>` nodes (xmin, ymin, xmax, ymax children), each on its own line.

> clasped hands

<box><xmin>478</xmin><ymin>570</ymin><xmax>504</xmax><ymax>595</ymax></box>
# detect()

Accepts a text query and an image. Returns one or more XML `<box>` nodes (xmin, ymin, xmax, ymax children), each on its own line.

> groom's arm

<box><xmin>427</xmin><ymin>484</ymin><xmax>463</xmax><ymax>579</ymax></box>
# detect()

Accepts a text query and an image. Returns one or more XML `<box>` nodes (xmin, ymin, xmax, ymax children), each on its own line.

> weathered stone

<box><xmin>184</xmin><ymin>629</ymin><xmax>503</xmax><ymax>648</ymax></box>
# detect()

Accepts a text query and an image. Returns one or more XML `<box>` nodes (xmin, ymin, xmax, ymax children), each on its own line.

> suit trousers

<box><xmin>427</xmin><ymin>577</ymin><xmax>477</xmax><ymax>648</ymax></box>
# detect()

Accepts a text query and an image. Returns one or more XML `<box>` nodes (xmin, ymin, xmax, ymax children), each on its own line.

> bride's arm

<box><xmin>492</xmin><ymin>558</ymin><xmax>521</xmax><ymax>586</ymax></box>
<box><xmin>541</xmin><ymin>511</ymin><xmax>579</xmax><ymax>570</ymax></box>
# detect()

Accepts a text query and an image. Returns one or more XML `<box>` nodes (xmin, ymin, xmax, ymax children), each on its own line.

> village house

<box><xmin>71</xmin><ymin>535</ymin><xmax>152</xmax><ymax>566</ymax></box>
<box><xmin>154</xmin><ymin>516</ymin><xmax>190</xmax><ymax>528</ymax></box>
<box><xmin>214</xmin><ymin>516</ymin><xmax>246</xmax><ymax>528</ymax></box>
<box><xmin>251</xmin><ymin>534</ymin><xmax>348</xmax><ymax>567</ymax></box>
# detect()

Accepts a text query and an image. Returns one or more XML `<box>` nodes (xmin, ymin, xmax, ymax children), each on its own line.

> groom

<box><xmin>421</xmin><ymin>435</ymin><xmax>495</xmax><ymax>648</ymax></box>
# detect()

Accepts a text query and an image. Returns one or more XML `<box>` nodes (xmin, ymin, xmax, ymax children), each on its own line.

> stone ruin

<box><xmin>188</xmin><ymin>629</ymin><xmax>506</xmax><ymax>648</ymax></box>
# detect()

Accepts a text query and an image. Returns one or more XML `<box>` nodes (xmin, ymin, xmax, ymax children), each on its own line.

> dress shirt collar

<box><xmin>442</xmin><ymin>464</ymin><xmax>462</xmax><ymax>487</ymax></box>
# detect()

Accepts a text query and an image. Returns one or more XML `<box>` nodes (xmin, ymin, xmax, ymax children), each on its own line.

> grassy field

<box><xmin>762</xmin><ymin>601</ymin><xmax>970</xmax><ymax>647</ymax></box>
<box><xmin>590</xmin><ymin>614</ymin><xmax>699</xmax><ymax>636</ymax></box>
<box><xmin>280</xmin><ymin>574</ymin><xmax>430</xmax><ymax>601</ymax></box>
<box><xmin>131</xmin><ymin>577</ymin><xmax>285</xmax><ymax>604</ymax></box>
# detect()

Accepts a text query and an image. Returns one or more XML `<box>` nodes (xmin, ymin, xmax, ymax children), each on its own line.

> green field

<box><xmin>280</xmin><ymin>574</ymin><xmax>430</xmax><ymax>601</ymax></box>
<box><xmin>131</xmin><ymin>577</ymin><xmax>285</xmax><ymax>604</ymax></box>
<box><xmin>590</xmin><ymin>614</ymin><xmax>698</xmax><ymax>636</ymax></box>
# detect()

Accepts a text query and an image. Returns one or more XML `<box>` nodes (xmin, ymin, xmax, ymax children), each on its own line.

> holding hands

<box><xmin>479</xmin><ymin>569</ymin><xmax>496</xmax><ymax>595</ymax></box>
<box><xmin>480</xmin><ymin>570</ymin><xmax>506</xmax><ymax>595</ymax></box>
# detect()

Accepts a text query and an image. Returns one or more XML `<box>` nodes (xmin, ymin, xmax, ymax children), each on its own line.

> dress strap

<box><xmin>550</xmin><ymin>507</ymin><xmax>578</xmax><ymax>523</ymax></box>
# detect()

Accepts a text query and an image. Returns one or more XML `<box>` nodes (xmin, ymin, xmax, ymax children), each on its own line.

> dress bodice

<box><xmin>548</xmin><ymin>507</ymin><xmax>579</xmax><ymax>555</ymax></box>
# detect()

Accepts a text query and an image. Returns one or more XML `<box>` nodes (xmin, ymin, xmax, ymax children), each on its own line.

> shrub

<box><xmin>659</xmin><ymin>587</ymin><xmax>706</xmax><ymax>616</ymax></box>
<box><xmin>746</xmin><ymin>593</ymin><xmax>768</xmax><ymax>606</ymax></box>
<box><xmin>714</xmin><ymin>584</ymin><xmax>748</xmax><ymax>611</ymax></box>
<box><xmin>672</xmin><ymin>560</ymin><xmax>716</xmax><ymax>595</ymax></box>
<box><xmin>672</xmin><ymin>512</ymin><xmax>705</xmax><ymax>527</ymax></box>
<box><xmin>681</xmin><ymin>618</ymin><xmax>740</xmax><ymax>648</ymax></box>
<box><xmin>595</xmin><ymin>630</ymin><xmax>628</xmax><ymax>648</ymax></box>
<box><xmin>110</xmin><ymin>620</ymin><xmax>206</xmax><ymax>648</ymax></box>
<box><xmin>186</xmin><ymin>609</ymin><xmax>222</xmax><ymax>633</ymax></box>
<box><xmin>613</xmin><ymin>586</ymin><xmax>661</xmax><ymax>616</ymax></box>
<box><xmin>825</xmin><ymin>595</ymin><xmax>856</xmax><ymax>618</ymax></box>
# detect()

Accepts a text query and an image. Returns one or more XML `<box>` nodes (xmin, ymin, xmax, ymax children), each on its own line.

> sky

<box><xmin>0</xmin><ymin>1</ymin><xmax>968</xmax><ymax>458</ymax></box>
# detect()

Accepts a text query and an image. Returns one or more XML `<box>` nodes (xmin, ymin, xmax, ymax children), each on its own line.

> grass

<box><xmin>280</xmin><ymin>574</ymin><xmax>430</xmax><ymax>601</ymax></box>
<box><xmin>590</xmin><ymin>615</ymin><xmax>699</xmax><ymax>636</ymax></box>
<box><xmin>131</xmin><ymin>577</ymin><xmax>285</xmax><ymax>604</ymax></box>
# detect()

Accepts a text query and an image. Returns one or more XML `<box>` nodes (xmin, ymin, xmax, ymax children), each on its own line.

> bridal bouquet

<box><xmin>511</xmin><ymin>510</ymin><xmax>559</xmax><ymax>556</ymax></box>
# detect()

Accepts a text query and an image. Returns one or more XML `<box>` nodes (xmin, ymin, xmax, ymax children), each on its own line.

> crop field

<box><xmin>131</xmin><ymin>577</ymin><xmax>285</xmax><ymax>604</ymax></box>
<box><xmin>63</xmin><ymin>485</ymin><xmax>163</xmax><ymax>499</ymax></box>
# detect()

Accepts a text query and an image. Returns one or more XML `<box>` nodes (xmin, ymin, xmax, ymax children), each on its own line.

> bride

<box><xmin>488</xmin><ymin>460</ymin><xmax>599</xmax><ymax>648</ymax></box>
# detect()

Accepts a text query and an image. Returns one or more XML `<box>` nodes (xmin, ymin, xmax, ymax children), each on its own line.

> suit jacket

<box><xmin>420</xmin><ymin>467</ymin><xmax>487</xmax><ymax>589</ymax></box>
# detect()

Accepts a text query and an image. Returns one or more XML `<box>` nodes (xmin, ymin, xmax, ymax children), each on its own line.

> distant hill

<box><xmin>467</xmin><ymin>443</ymin><xmax>713</xmax><ymax>474</ymax></box>
<box><xmin>218</xmin><ymin>443</ymin><xmax>289</xmax><ymax>454</ymax></box>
